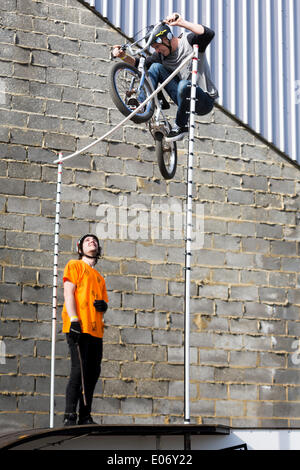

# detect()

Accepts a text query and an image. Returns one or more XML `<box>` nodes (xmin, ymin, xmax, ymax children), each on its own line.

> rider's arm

<box><xmin>186</xmin><ymin>27</ymin><xmax>215</xmax><ymax>52</ymax></box>
<box><xmin>112</xmin><ymin>45</ymin><xmax>136</xmax><ymax>66</ymax></box>
<box><xmin>166</xmin><ymin>13</ymin><xmax>214</xmax><ymax>52</ymax></box>
<box><xmin>166</xmin><ymin>13</ymin><xmax>209</xmax><ymax>39</ymax></box>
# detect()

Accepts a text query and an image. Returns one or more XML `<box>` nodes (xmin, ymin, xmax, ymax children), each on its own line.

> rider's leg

<box><xmin>165</xmin><ymin>80</ymin><xmax>215</xmax><ymax>142</ymax></box>
<box><xmin>175</xmin><ymin>80</ymin><xmax>215</xmax><ymax>127</ymax></box>
<box><xmin>147</xmin><ymin>62</ymin><xmax>179</xmax><ymax>104</ymax></box>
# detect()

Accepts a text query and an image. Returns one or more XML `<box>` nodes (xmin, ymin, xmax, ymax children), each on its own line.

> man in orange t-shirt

<box><xmin>62</xmin><ymin>234</ymin><xmax>108</xmax><ymax>426</ymax></box>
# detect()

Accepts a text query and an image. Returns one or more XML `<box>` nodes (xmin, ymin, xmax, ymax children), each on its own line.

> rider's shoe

<box><xmin>165</xmin><ymin>124</ymin><xmax>188</xmax><ymax>142</ymax></box>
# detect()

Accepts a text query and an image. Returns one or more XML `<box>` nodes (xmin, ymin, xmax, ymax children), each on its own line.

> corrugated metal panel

<box><xmin>85</xmin><ymin>0</ymin><xmax>300</xmax><ymax>163</ymax></box>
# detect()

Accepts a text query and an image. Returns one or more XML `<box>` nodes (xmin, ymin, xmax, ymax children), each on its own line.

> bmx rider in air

<box><xmin>112</xmin><ymin>12</ymin><xmax>218</xmax><ymax>142</ymax></box>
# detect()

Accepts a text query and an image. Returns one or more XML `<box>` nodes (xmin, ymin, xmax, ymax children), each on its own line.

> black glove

<box><xmin>93</xmin><ymin>300</ymin><xmax>108</xmax><ymax>313</ymax></box>
<box><xmin>69</xmin><ymin>321</ymin><xmax>82</xmax><ymax>343</ymax></box>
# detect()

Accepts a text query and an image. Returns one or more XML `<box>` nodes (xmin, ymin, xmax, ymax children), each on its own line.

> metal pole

<box><xmin>184</xmin><ymin>45</ymin><xmax>198</xmax><ymax>424</ymax></box>
<box><xmin>50</xmin><ymin>155</ymin><xmax>63</xmax><ymax>428</ymax></box>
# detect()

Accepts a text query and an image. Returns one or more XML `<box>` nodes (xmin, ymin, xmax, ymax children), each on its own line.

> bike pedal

<box><xmin>127</xmin><ymin>98</ymin><xmax>140</xmax><ymax>110</ymax></box>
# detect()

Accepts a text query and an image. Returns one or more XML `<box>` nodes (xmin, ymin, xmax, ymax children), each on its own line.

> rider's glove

<box><xmin>69</xmin><ymin>321</ymin><xmax>82</xmax><ymax>343</ymax></box>
<box><xmin>94</xmin><ymin>300</ymin><xmax>108</xmax><ymax>313</ymax></box>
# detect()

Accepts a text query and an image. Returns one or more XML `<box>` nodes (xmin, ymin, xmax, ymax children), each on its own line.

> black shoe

<box><xmin>165</xmin><ymin>125</ymin><xmax>188</xmax><ymax>142</ymax></box>
<box><xmin>78</xmin><ymin>415</ymin><xmax>97</xmax><ymax>425</ymax></box>
<box><xmin>63</xmin><ymin>413</ymin><xmax>77</xmax><ymax>426</ymax></box>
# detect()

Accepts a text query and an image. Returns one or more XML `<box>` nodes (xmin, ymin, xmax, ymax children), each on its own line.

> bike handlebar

<box><xmin>118</xmin><ymin>14</ymin><xmax>179</xmax><ymax>58</ymax></box>
<box><xmin>126</xmin><ymin>20</ymin><xmax>164</xmax><ymax>57</ymax></box>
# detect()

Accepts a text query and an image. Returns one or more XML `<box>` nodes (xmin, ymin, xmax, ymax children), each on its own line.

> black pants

<box><xmin>65</xmin><ymin>333</ymin><xmax>103</xmax><ymax>419</ymax></box>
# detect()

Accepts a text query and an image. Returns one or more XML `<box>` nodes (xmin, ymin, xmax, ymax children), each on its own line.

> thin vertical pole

<box><xmin>50</xmin><ymin>155</ymin><xmax>63</xmax><ymax>428</ymax></box>
<box><xmin>184</xmin><ymin>45</ymin><xmax>198</xmax><ymax>424</ymax></box>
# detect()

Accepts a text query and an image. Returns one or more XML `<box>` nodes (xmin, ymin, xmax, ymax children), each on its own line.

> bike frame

<box><xmin>128</xmin><ymin>26</ymin><xmax>169</xmax><ymax>133</ymax></box>
<box><xmin>55</xmin><ymin>50</ymin><xmax>194</xmax><ymax>164</ymax></box>
<box><xmin>55</xmin><ymin>20</ymin><xmax>194</xmax><ymax>164</ymax></box>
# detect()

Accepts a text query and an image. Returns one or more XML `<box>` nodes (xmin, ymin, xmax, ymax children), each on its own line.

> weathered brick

<box><xmin>228</xmin><ymin>188</ymin><xmax>254</xmax><ymax>205</ymax></box>
<box><xmin>124</xmin><ymin>160</ymin><xmax>154</xmax><ymax>178</ymax></box>
<box><xmin>11</xmin><ymin>128</ymin><xmax>43</xmax><ymax>146</ymax></box>
<box><xmin>228</xmin><ymin>221</ymin><xmax>256</xmax><ymax>236</ymax></box>
<box><xmin>121</xmin><ymin>397</ymin><xmax>152</xmax><ymax>415</ymax></box>
<box><xmin>137</xmin><ymin>380</ymin><xmax>168</xmax><ymax>397</ymax></box>
<box><xmin>24</xmin><ymin>215</ymin><xmax>54</xmax><ymax>233</ymax></box>
<box><xmin>135</xmin><ymin>345</ymin><xmax>166</xmax><ymax>363</ymax></box>
<box><xmin>120</xmin><ymin>327</ymin><xmax>152</xmax><ymax>344</ymax></box>
<box><xmin>103</xmin><ymin>345</ymin><xmax>132</xmax><ymax>367</ymax></box>
<box><xmin>258</xmin><ymin>287</ymin><xmax>286</xmax><ymax>303</ymax></box>
<box><xmin>155</xmin><ymin>295</ymin><xmax>183</xmax><ymax>312</ymax></box>
<box><xmin>154</xmin><ymin>398</ymin><xmax>187</xmax><ymax>415</ymax></box>
<box><xmin>19</xmin><ymin>357</ymin><xmax>50</xmax><ymax>375</ymax></box>
<box><xmin>270</xmin><ymin>178</ymin><xmax>296</xmax><ymax>195</ymax></box>
<box><xmin>230</xmin><ymin>286</ymin><xmax>259</xmax><ymax>302</ymax></box>
<box><xmin>121</xmin><ymin>362</ymin><xmax>153</xmax><ymax>379</ymax></box>
<box><xmin>153</xmin><ymin>363</ymin><xmax>184</xmax><ymax>380</ymax></box>
<box><xmin>216</xmin><ymin>400</ymin><xmax>244</xmax><ymax>417</ymax></box>
<box><xmin>256</xmin><ymin>223</ymin><xmax>283</xmax><ymax>239</ymax></box>
<box><xmin>0</xmin><ymin>178</ymin><xmax>25</xmax><ymax>195</ymax></box>
<box><xmin>7</xmin><ymin>196</ymin><xmax>40</xmax><ymax>215</ymax></box>
<box><xmin>123</xmin><ymin>293</ymin><xmax>153</xmax><ymax>310</ymax></box>
<box><xmin>106</xmin><ymin>174</ymin><xmax>137</xmax><ymax>191</ymax></box>
<box><xmin>104</xmin><ymin>379</ymin><xmax>136</xmax><ymax>397</ymax></box>
<box><xmin>0</xmin><ymin>213</ymin><xmax>23</xmax><ymax>230</ymax></box>
<box><xmin>0</xmin><ymin>283</ymin><xmax>21</xmax><ymax>301</ymax></box>
<box><xmin>153</xmin><ymin>330</ymin><xmax>182</xmax><ymax>346</ymax></box>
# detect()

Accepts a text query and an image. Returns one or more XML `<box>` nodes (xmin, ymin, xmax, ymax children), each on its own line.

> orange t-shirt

<box><xmin>62</xmin><ymin>259</ymin><xmax>108</xmax><ymax>338</ymax></box>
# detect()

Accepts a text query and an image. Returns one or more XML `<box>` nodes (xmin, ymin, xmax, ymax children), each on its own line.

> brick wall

<box><xmin>1</xmin><ymin>0</ymin><xmax>300</xmax><ymax>432</ymax></box>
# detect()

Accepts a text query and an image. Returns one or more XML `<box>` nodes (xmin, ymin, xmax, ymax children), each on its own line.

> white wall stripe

<box><xmin>215</xmin><ymin>0</ymin><xmax>223</xmax><ymax>108</ymax></box>
<box><xmin>241</xmin><ymin>0</ymin><xmax>248</xmax><ymax>124</ymax></box>
<box><xmin>274</xmin><ymin>0</ymin><xmax>285</xmax><ymax>153</ymax></box>
<box><xmin>229</xmin><ymin>0</ymin><xmax>235</xmax><ymax>115</ymax></box>
<box><xmin>265</xmin><ymin>0</ymin><xmax>272</xmax><ymax>143</ymax></box>
<box><xmin>287</xmin><ymin>0</ymin><xmax>296</xmax><ymax>160</ymax></box>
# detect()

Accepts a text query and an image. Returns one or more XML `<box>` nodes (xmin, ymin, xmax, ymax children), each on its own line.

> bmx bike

<box><xmin>108</xmin><ymin>21</ymin><xmax>178</xmax><ymax>180</ymax></box>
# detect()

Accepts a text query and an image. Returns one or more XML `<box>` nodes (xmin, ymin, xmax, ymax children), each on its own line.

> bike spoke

<box><xmin>114</xmin><ymin>68</ymin><xmax>151</xmax><ymax>116</ymax></box>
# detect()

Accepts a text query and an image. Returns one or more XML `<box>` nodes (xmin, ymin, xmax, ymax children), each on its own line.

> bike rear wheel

<box><xmin>109</xmin><ymin>62</ymin><xmax>155</xmax><ymax>124</ymax></box>
<box><xmin>155</xmin><ymin>132</ymin><xmax>177</xmax><ymax>180</ymax></box>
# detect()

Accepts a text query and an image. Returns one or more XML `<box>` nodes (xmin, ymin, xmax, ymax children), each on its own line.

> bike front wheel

<box><xmin>109</xmin><ymin>62</ymin><xmax>155</xmax><ymax>124</ymax></box>
<box><xmin>155</xmin><ymin>132</ymin><xmax>177</xmax><ymax>180</ymax></box>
